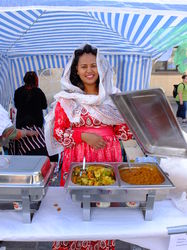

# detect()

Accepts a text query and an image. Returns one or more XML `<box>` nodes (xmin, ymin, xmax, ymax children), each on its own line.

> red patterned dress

<box><xmin>53</xmin><ymin>101</ymin><xmax>132</xmax><ymax>250</ymax></box>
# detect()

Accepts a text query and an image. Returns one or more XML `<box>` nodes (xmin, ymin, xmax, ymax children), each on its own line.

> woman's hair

<box><xmin>182</xmin><ymin>74</ymin><xmax>187</xmax><ymax>79</ymax></box>
<box><xmin>23</xmin><ymin>71</ymin><xmax>38</xmax><ymax>88</ymax></box>
<box><xmin>70</xmin><ymin>44</ymin><xmax>99</xmax><ymax>91</ymax></box>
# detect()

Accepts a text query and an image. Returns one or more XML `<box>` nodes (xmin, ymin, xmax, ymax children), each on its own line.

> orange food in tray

<box><xmin>119</xmin><ymin>165</ymin><xmax>165</xmax><ymax>185</ymax></box>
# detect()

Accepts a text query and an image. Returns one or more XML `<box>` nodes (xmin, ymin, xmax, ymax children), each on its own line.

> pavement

<box><xmin>0</xmin><ymin>97</ymin><xmax>186</xmax><ymax>250</ymax></box>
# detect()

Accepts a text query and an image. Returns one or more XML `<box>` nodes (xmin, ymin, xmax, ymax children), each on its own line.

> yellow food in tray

<box><xmin>72</xmin><ymin>165</ymin><xmax>115</xmax><ymax>186</ymax></box>
<box><xmin>119</xmin><ymin>165</ymin><xmax>165</xmax><ymax>185</ymax></box>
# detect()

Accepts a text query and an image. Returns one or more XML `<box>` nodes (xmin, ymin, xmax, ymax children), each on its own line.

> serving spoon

<box><xmin>80</xmin><ymin>156</ymin><xmax>86</xmax><ymax>176</ymax></box>
<box><xmin>126</xmin><ymin>154</ymin><xmax>133</xmax><ymax>170</ymax></box>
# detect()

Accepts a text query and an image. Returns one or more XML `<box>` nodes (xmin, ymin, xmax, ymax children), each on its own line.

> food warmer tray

<box><xmin>65</xmin><ymin>162</ymin><xmax>174</xmax><ymax>221</ymax></box>
<box><xmin>0</xmin><ymin>155</ymin><xmax>54</xmax><ymax>223</ymax></box>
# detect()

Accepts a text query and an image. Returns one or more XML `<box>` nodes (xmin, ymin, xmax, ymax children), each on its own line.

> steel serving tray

<box><xmin>110</xmin><ymin>88</ymin><xmax>187</xmax><ymax>158</ymax></box>
<box><xmin>0</xmin><ymin>155</ymin><xmax>51</xmax><ymax>186</ymax></box>
<box><xmin>65</xmin><ymin>162</ymin><xmax>119</xmax><ymax>191</ymax></box>
<box><xmin>0</xmin><ymin>155</ymin><xmax>54</xmax><ymax>223</ymax></box>
<box><xmin>117</xmin><ymin>162</ymin><xmax>173</xmax><ymax>189</ymax></box>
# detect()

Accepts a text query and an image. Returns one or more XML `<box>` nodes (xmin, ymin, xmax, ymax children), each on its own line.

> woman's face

<box><xmin>76</xmin><ymin>53</ymin><xmax>99</xmax><ymax>88</ymax></box>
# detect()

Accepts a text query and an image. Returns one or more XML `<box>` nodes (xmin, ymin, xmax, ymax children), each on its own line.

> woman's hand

<box><xmin>26</xmin><ymin>130</ymin><xmax>39</xmax><ymax>137</ymax></box>
<box><xmin>23</xmin><ymin>130</ymin><xmax>39</xmax><ymax>137</ymax></box>
<box><xmin>81</xmin><ymin>133</ymin><xmax>107</xmax><ymax>149</ymax></box>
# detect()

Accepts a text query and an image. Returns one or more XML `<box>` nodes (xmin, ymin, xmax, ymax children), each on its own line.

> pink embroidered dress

<box><xmin>54</xmin><ymin>102</ymin><xmax>132</xmax><ymax>186</ymax></box>
<box><xmin>45</xmin><ymin>44</ymin><xmax>133</xmax><ymax>250</ymax></box>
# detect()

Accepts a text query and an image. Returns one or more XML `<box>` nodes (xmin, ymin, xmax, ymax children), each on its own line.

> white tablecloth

<box><xmin>0</xmin><ymin>187</ymin><xmax>187</xmax><ymax>250</ymax></box>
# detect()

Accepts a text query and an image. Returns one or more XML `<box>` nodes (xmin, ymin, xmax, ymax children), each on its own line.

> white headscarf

<box><xmin>45</xmin><ymin>44</ymin><xmax>124</xmax><ymax>156</ymax></box>
<box><xmin>54</xmin><ymin>44</ymin><xmax>124</xmax><ymax>124</ymax></box>
<box><xmin>0</xmin><ymin>104</ymin><xmax>12</xmax><ymax>136</ymax></box>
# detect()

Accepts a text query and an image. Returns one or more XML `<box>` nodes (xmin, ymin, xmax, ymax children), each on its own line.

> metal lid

<box><xmin>111</xmin><ymin>88</ymin><xmax>187</xmax><ymax>158</ymax></box>
<box><xmin>0</xmin><ymin>155</ymin><xmax>50</xmax><ymax>186</ymax></box>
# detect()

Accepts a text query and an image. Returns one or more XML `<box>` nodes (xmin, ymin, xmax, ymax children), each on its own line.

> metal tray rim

<box><xmin>65</xmin><ymin>162</ymin><xmax>175</xmax><ymax>190</ymax></box>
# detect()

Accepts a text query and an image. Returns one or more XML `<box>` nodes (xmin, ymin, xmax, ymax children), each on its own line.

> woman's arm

<box><xmin>3</xmin><ymin>126</ymin><xmax>38</xmax><ymax>140</ymax></box>
<box><xmin>0</xmin><ymin>126</ymin><xmax>38</xmax><ymax>146</ymax></box>
<box><xmin>14</xmin><ymin>89</ymin><xmax>20</xmax><ymax>109</ymax></box>
<box><xmin>53</xmin><ymin>102</ymin><xmax>75</xmax><ymax>148</ymax></box>
<box><xmin>15</xmin><ymin>129</ymin><xmax>38</xmax><ymax>139</ymax></box>
<box><xmin>38</xmin><ymin>88</ymin><xmax>47</xmax><ymax>109</ymax></box>
<box><xmin>53</xmin><ymin>103</ymin><xmax>107</xmax><ymax>149</ymax></box>
<box><xmin>114</xmin><ymin>123</ymin><xmax>133</xmax><ymax>141</ymax></box>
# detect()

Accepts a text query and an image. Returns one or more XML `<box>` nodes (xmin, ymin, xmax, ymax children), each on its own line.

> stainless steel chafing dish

<box><xmin>0</xmin><ymin>155</ymin><xmax>54</xmax><ymax>223</ymax></box>
<box><xmin>65</xmin><ymin>162</ymin><xmax>174</xmax><ymax>221</ymax></box>
<box><xmin>66</xmin><ymin>89</ymin><xmax>187</xmax><ymax>221</ymax></box>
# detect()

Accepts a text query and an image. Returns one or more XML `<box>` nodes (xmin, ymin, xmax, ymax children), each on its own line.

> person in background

<box><xmin>0</xmin><ymin>104</ymin><xmax>37</xmax><ymax>149</ymax></box>
<box><xmin>176</xmin><ymin>74</ymin><xmax>187</xmax><ymax>123</ymax></box>
<box><xmin>14</xmin><ymin>71</ymin><xmax>48</xmax><ymax>155</ymax></box>
<box><xmin>45</xmin><ymin>44</ymin><xmax>133</xmax><ymax>250</ymax></box>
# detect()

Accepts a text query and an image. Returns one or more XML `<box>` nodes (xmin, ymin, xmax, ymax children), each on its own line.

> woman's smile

<box><xmin>85</xmin><ymin>74</ymin><xmax>95</xmax><ymax>79</ymax></box>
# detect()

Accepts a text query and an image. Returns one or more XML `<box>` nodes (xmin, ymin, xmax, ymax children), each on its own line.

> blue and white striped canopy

<box><xmin>0</xmin><ymin>0</ymin><xmax>187</xmax><ymax>108</ymax></box>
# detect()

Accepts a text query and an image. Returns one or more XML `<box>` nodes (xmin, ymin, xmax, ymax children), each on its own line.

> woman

<box><xmin>0</xmin><ymin>104</ymin><xmax>37</xmax><ymax>148</ymax></box>
<box><xmin>176</xmin><ymin>74</ymin><xmax>187</xmax><ymax>123</ymax></box>
<box><xmin>14</xmin><ymin>71</ymin><xmax>48</xmax><ymax>155</ymax></box>
<box><xmin>45</xmin><ymin>44</ymin><xmax>133</xmax><ymax>250</ymax></box>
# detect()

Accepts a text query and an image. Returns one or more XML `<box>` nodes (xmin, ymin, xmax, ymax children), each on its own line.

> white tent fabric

<box><xmin>0</xmin><ymin>1</ymin><xmax>186</xmax><ymax>109</ymax></box>
<box><xmin>8</xmin><ymin>54</ymin><xmax>151</xmax><ymax>100</ymax></box>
